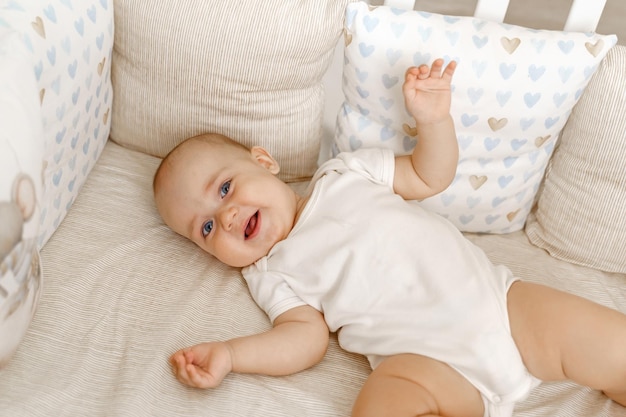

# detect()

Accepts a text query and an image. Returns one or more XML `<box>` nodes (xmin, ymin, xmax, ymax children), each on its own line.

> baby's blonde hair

<box><xmin>152</xmin><ymin>133</ymin><xmax>249</xmax><ymax>193</ymax></box>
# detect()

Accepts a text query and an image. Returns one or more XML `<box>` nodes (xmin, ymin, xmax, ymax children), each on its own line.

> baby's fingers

<box><xmin>405</xmin><ymin>59</ymin><xmax>456</xmax><ymax>82</ymax></box>
<box><xmin>171</xmin><ymin>355</ymin><xmax>192</xmax><ymax>383</ymax></box>
<box><xmin>185</xmin><ymin>363</ymin><xmax>216</xmax><ymax>388</ymax></box>
<box><xmin>172</xmin><ymin>362</ymin><xmax>205</xmax><ymax>388</ymax></box>
<box><xmin>428</xmin><ymin>58</ymin><xmax>445</xmax><ymax>78</ymax></box>
<box><xmin>169</xmin><ymin>351</ymin><xmax>184</xmax><ymax>369</ymax></box>
<box><xmin>427</xmin><ymin>59</ymin><xmax>456</xmax><ymax>80</ymax></box>
<box><xmin>441</xmin><ymin>60</ymin><xmax>457</xmax><ymax>80</ymax></box>
<box><xmin>169</xmin><ymin>352</ymin><xmax>197</xmax><ymax>384</ymax></box>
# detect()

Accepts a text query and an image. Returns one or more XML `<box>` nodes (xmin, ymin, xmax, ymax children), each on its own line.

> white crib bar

<box><xmin>382</xmin><ymin>0</ymin><xmax>605</xmax><ymax>33</ymax></box>
<box><xmin>473</xmin><ymin>0</ymin><xmax>510</xmax><ymax>23</ymax></box>
<box><xmin>383</xmin><ymin>0</ymin><xmax>416</xmax><ymax>9</ymax></box>
<box><xmin>564</xmin><ymin>0</ymin><xmax>607</xmax><ymax>32</ymax></box>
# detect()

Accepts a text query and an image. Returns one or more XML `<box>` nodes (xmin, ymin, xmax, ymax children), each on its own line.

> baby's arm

<box><xmin>169</xmin><ymin>305</ymin><xmax>329</xmax><ymax>388</ymax></box>
<box><xmin>393</xmin><ymin>59</ymin><xmax>459</xmax><ymax>200</ymax></box>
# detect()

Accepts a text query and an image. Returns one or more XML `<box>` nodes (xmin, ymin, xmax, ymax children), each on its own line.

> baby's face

<box><xmin>155</xmin><ymin>139</ymin><xmax>300</xmax><ymax>267</ymax></box>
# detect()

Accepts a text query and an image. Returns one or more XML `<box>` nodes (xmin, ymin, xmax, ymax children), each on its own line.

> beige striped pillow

<box><xmin>110</xmin><ymin>0</ymin><xmax>352</xmax><ymax>182</ymax></box>
<box><xmin>525</xmin><ymin>45</ymin><xmax>626</xmax><ymax>274</ymax></box>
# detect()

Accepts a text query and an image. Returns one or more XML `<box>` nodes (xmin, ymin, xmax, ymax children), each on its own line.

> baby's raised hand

<box><xmin>402</xmin><ymin>58</ymin><xmax>456</xmax><ymax>126</ymax></box>
<box><xmin>169</xmin><ymin>342</ymin><xmax>233</xmax><ymax>389</ymax></box>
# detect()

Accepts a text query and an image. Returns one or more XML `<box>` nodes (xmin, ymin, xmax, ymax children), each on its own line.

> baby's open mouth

<box><xmin>245</xmin><ymin>211</ymin><xmax>259</xmax><ymax>239</ymax></box>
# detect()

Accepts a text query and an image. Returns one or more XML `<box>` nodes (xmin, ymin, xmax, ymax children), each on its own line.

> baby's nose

<box><xmin>219</xmin><ymin>205</ymin><xmax>238</xmax><ymax>231</ymax></box>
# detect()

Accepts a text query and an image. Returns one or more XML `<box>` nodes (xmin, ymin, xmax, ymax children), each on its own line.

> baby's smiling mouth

<box><xmin>244</xmin><ymin>211</ymin><xmax>259</xmax><ymax>239</ymax></box>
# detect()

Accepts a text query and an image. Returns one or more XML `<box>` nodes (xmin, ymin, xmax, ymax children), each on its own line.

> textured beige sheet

<box><xmin>0</xmin><ymin>141</ymin><xmax>625</xmax><ymax>416</ymax></box>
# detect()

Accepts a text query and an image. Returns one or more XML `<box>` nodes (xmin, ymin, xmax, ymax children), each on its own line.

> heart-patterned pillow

<box><xmin>0</xmin><ymin>28</ymin><xmax>44</xmax><ymax>367</ymax></box>
<box><xmin>2</xmin><ymin>0</ymin><xmax>114</xmax><ymax>247</ymax></box>
<box><xmin>334</xmin><ymin>1</ymin><xmax>616</xmax><ymax>233</ymax></box>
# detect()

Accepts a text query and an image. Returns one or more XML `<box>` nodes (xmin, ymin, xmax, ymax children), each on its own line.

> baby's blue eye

<box><xmin>202</xmin><ymin>220</ymin><xmax>213</xmax><ymax>237</ymax></box>
<box><xmin>220</xmin><ymin>180</ymin><xmax>231</xmax><ymax>198</ymax></box>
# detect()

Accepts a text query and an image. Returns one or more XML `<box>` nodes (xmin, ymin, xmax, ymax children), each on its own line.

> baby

<box><xmin>153</xmin><ymin>59</ymin><xmax>626</xmax><ymax>417</ymax></box>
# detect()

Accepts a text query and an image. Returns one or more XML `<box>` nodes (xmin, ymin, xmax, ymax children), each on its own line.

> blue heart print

<box><xmin>558</xmin><ymin>66</ymin><xmax>574</xmax><ymax>83</ymax></box>
<box><xmin>417</xmin><ymin>26</ymin><xmax>432</xmax><ymax>42</ymax></box>
<box><xmin>472</xmin><ymin>60</ymin><xmax>487</xmax><ymax>78</ymax></box>
<box><xmin>349</xmin><ymin>135</ymin><xmax>363</xmax><ymax>151</ymax></box>
<box><xmin>485</xmin><ymin>214</ymin><xmax>500</xmax><ymax>225</ymax></box>
<box><xmin>484</xmin><ymin>137</ymin><xmax>500</xmax><ymax>151</ymax></box>
<box><xmin>461</xmin><ymin>114</ymin><xmax>478</xmax><ymax>127</ymax></box>
<box><xmin>558</xmin><ymin>40</ymin><xmax>574</xmax><ymax>53</ymax></box>
<box><xmin>386</xmin><ymin>48</ymin><xmax>402</xmax><ymax>66</ymax></box>
<box><xmin>72</xmin><ymin>87</ymin><xmax>80</xmax><ymax>104</ymax></box>
<box><xmin>403</xmin><ymin>136</ymin><xmax>417</xmax><ymax>151</ymax></box>
<box><xmin>446</xmin><ymin>31</ymin><xmax>460</xmax><ymax>46</ymax></box>
<box><xmin>44</xmin><ymin>4</ymin><xmax>57</xmax><ymax>22</ymax></box>
<box><xmin>96</xmin><ymin>33</ymin><xmax>105</xmax><ymax>50</ymax></box>
<box><xmin>380</xmin><ymin>126</ymin><xmax>395</xmax><ymax>141</ymax></box>
<box><xmin>553</xmin><ymin>93</ymin><xmax>567</xmax><ymax>107</ymax></box>
<box><xmin>467</xmin><ymin>196</ymin><xmax>481</xmax><ymax>209</ymax></box>
<box><xmin>47</xmin><ymin>46</ymin><xmax>56</xmax><ymax>64</ymax></box>
<box><xmin>520</xmin><ymin>118</ymin><xmax>535</xmax><ymax>131</ymax></box>
<box><xmin>499</xmin><ymin>63</ymin><xmax>516</xmax><ymax>79</ymax></box>
<box><xmin>74</xmin><ymin>17</ymin><xmax>84</xmax><ymax>36</ymax></box>
<box><xmin>390</xmin><ymin>22</ymin><xmax>405</xmax><ymax>37</ymax></box>
<box><xmin>496</xmin><ymin>90</ymin><xmax>512</xmax><ymax>107</ymax></box>
<box><xmin>458</xmin><ymin>136</ymin><xmax>474</xmax><ymax>150</ymax></box>
<box><xmin>357</xmin><ymin>115</ymin><xmax>372</xmax><ymax>131</ymax></box>
<box><xmin>55</xmin><ymin>127</ymin><xmax>66</xmax><ymax>143</ymax></box>
<box><xmin>492</xmin><ymin>196</ymin><xmax>506</xmax><ymax>207</ymax></box>
<box><xmin>472</xmin><ymin>35</ymin><xmax>488</xmax><ymax>49</ymax></box>
<box><xmin>87</xmin><ymin>5</ymin><xmax>97</xmax><ymax>22</ymax></box>
<box><xmin>531</xmin><ymin>38</ymin><xmax>546</xmax><ymax>53</ymax></box>
<box><xmin>498</xmin><ymin>175</ymin><xmax>514</xmax><ymax>188</ymax></box>
<box><xmin>467</xmin><ymin>88</ymin><xmax>483</xmax><ymax>105</ymax></box>
<box><xmin>510</xmin><ymin>139</ymin><xmax>527</xmax><ymax>151</ymax></box>
<box><xmin>359</xmin><ymin>42</ymin><xmax>375</xmax><ymax>57</ymax></box>
<box><xmin>68</xmin><ymin>59</ymin><xmax>78</xmax><ymax>78</ymax></box>
<box><xmin>382</xmin><ymin>74</ymin><xmax>398</xmax><ymax>89</ymax></box>
<box><xmin>356</xmin><ymin>67</ymin><xmax>368</xmax><ymax>82</ymax></box>
<box><xmin>528</xmin><ymin>64</ymin><xmax>545</xmax><ymax>81</ymax></box>
<box><xmin>67</xmin><ymin>176</ymin><xmax>76</xmax><ymax>192</ymax></box>
<box><xmin>56</xmin><ymin>103</ymin><xmax>66</xmax><ymax>120</ymax></box>
<box><xmin>503</xmin><ymin>156</ymin><xmax>518</xmax><ymax>168</ymax></box>
<box><xmin>413</xmin><ymin>52</ymin><xmax>431</xmax><ymax>66</ymax></box>
<box><xmin>440</xmin><ymin>193</ymin><xmax>456</xmax><ymax>207</ymax></box>
<box><xmin>523</xmin><ymin>92</ymin><xmax>541</xmax><ymax>108</ymax></box>
<box><xmin>443</xmin><ymin>15</ymin><xmax>461</xmax><ymax>24</ymax></box>
<box><xmin>379</xmin><ymin>97</ymin><xmax>394</xmax><ymax>110</ymax></box>
<box><xmin>363</xmin><ymin>15</ymin><xmax>379</xmax><ymax>32</ymax></box>
<box><xmin>357</xmin><ymin>104</ymin><xmax>369</xmax><ymax>116</ymax></box>
<box><xmin>459</xmin><ymin>214</ymin><xmax>474</xmax><ymax>225</ymax></box>
<box><xmin>544</xmin><ymin>117</ymin><xmax>560</xmax><ymax>129</ymax></box>
<box><xmin>53</xmin><ymin>148</ymin><xmax>64</xmax><ymax>164</ymax></box>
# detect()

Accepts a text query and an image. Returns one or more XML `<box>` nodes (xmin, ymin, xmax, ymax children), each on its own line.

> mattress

<box><xmin>0</xmin><ymin>141</ymin><xmax>624</xmax><ymax>417</ymax></box>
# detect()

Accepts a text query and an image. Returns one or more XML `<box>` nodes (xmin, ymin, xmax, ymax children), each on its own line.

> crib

<box><xmin>1</xmin><ymin>0</ymin><xmax>625</xmax><ymax>416</ymax></box>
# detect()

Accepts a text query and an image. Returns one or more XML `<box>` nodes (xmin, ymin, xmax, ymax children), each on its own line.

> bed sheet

<box><xmin>0</xmin><ymin>141</ymin><xmax>624</xmax><ymax>417</ymax></box>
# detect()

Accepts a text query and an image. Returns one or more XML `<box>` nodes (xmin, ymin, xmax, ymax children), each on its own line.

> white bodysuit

<box><xmin>243</xmin><ymin>148</ymin><xmax>540</xmax><ymax>417</ymax></box>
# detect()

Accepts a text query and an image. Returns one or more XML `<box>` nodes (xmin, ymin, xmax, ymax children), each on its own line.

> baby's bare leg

<box><xmin>352</xmin><ymin>353</ymin><xmax>484</xmax><ymax>417</ymax></box>
<box><xmin>508</xmin><ymin>281</ymin><xmax>626</xmax><ymax>405</ymax></box>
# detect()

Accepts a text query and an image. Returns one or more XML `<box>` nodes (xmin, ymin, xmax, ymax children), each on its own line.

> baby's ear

<box><xmin>250</xmin><ymin>146</ymin><xmax>280</xmax><ymax>175</ymax></box>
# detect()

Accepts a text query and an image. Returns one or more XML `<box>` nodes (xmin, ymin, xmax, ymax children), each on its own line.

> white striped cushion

<box><xmin>110</xmin><ymin>0</ymin><xmax>351</xmax><ymax>182</ymax></box>
<box><xmin>525</xmin><ymin>45</ymin><xmax>626</xmax><ymax>273</ymax></box>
